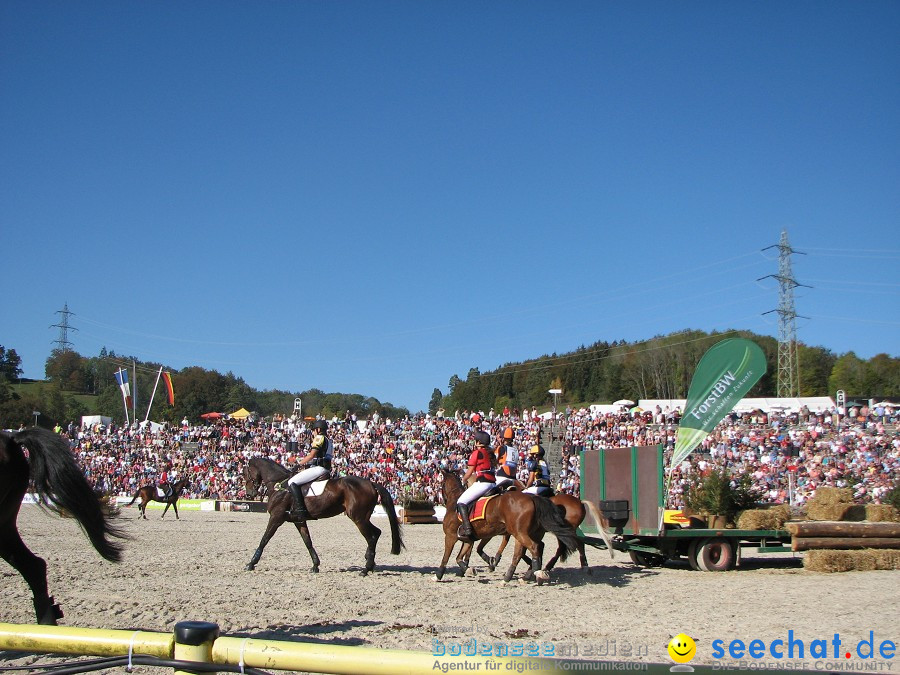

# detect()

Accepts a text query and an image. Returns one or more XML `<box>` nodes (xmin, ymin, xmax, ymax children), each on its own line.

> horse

<box><xmin>435</xmin><ymin>469</ymin><xmax>578</xmax><ymax>584</ymax></box>
<box><xmin>0</xmin><ymin>427</ymin><xmax>126</xmax><ymax>625</ymax></box>
<box><xmin>126</xmin><ymin>476</ymin><xmax>191</xmax><ymax>519</ymax></box>
<box><xmin>475</xmin><ymin>492</ymin><xmax>597</xmax><ymax>574</ymax></box>
<box><xmin>242</xmin><ymin>457</ymin><xmax>404</xmax><ymax>576</ymax></box>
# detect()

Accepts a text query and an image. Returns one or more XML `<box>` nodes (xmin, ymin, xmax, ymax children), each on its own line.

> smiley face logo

<box><xmin>667</xmin><ymin>633</ymin><xmax>696</xmax><ymax>664</ymax></box>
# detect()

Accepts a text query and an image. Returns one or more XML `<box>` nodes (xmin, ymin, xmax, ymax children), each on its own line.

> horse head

<box><xmin>243</xmin><ymin>462</ymin><xmax>261</xmax><ymax>499</ymax></box>
<box><xmin>439</xmin><ymin>468</ymin><xmax>463</xmax><ymax>504</ymax></box>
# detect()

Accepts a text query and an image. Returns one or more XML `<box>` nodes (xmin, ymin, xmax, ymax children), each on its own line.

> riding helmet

<box><xmin>312</xmin><ymin>419</ymin><xmax>328</xmax><ymax>433</ymax></box>
<box><xmin>473</xmin><ymin>430</ymin><xmax>491</xmax><ymax>447</ymax></box>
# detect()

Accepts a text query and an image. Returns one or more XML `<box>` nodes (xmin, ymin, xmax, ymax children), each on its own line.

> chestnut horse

<box><xmin>126</xmin><ymin>476</ymin><xmax>191</xmax><ymax>519</ymax></box>
<box><xmin>1</xmin><ymin>428</ymin><xmax>125</xmax><ymax>624</ymax></box>
<box><xmin>475</xmin><ymin>492</ymin><xmax>599</xmax><ymax>574</ymax></box>
<box><xmin>435</xmin><ymin>469</ymin><xmax>577</xmax><ymax>584</ymax></box>
<box><xmin>243</xmin><ymin>457</ymin><xmax>404</xmax><ymax>576</ymax></box>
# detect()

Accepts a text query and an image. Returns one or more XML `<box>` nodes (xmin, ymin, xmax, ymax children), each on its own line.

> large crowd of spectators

<box><xmin>49</xmin><ymin>401</ymin><xmax>900</xmax><ymax>509</ymax></box>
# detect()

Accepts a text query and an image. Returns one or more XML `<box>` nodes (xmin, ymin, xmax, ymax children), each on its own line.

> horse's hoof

<box><xmin>311</xmin><ymin>567</ymin><xmax>319</xmax><ymax>573</ymax></box>
<box><xmin>245</xmin><ymin>564</ymin><xmax>256</xmax><ymax>571</ymax></box>
<box><xmin>359</xmin><ymin>570</ymin><xmax>370</xmax><ymax>577</ymax></box>
<box><xmin>432</xmin><ymin>574</ymin><xmax>442</xmax><ymax>582</ymax></box>
<box><xmin>535</xmin><ymin>570</ymin><xmax>550</xmax><ymax>585</ymax></box>
<box><xmin>582</xmin><ymin>566</ymin><xmax>592</xmax><ymax>575</ymax></box>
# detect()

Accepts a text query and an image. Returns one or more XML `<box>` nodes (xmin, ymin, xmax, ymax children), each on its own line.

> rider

<box><xmin>455</xmin><ymin>430</ymin><xmax>496</xmax><ymax>541</ymax></box>
<box><xmin>159</xmin><ymin>465</ymin><xmax>173</xmax><ymax>498</ymax></box>
<box><xmin>287</xmin><ymin>419</ymin><xmax>333</xmax><ymax>521</ymax></box>
<box><xmin>494</xmin><ymin>427</ymin><xmax>522</xmax><ymax>490</ymax></box>
<box><xmin>523</xmin><ymin>444</ymin><xmax>554</xmax><ymax>497</ymax></box>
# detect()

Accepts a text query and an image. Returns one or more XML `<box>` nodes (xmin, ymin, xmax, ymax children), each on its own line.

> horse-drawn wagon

<box><xmin>579</xmin><ymin>444</ymin><xmax>793</xmax><ymax>571</ymax></box>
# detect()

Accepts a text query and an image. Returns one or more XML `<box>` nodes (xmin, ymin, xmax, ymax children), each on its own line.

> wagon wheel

<box><xmin>628</xmin><ymin>550</ymin><xmax>666</xmax><ymax>568</ymax></box>
<box><xmin>696</xmin><ymin>537</ymin><xmax>736</xmax><ymax>572</ymax></box>
<box><xmin>687</xmin><ymin>539</ymin><xmax>702</xmax><ymax>571</ymax></box>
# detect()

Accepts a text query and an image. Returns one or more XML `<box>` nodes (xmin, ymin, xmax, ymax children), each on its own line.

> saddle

<box><xmin>458</xmin><ymin>494</ymin><xmax>498</xmax><ymax>522</ymax></box>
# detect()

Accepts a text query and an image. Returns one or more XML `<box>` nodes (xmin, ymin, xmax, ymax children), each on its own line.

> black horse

<box><xmin>243</xmin><ymin>457</ymin><xmax>404</xmax><ymax>575</ymax></box>
<box><xmin>0</xmin><ymin>427</ymin><xmax>126</xmax><ymax>624</ymax></box>
<box><xmin>126</xmin><ymin>476</ymin><xmax>191</xmax><ymax>519</ymax></box>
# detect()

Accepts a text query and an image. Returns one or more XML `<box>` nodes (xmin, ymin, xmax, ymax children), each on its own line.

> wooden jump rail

<box><xmin>0</xmin><ymin>621</ymin><xmax>564</xmax><ymax>675</ymax></box>
<box><xmin>785</xmin><ymin>521</ymin><xmax>900</xmax><ymax>552</ymax></box>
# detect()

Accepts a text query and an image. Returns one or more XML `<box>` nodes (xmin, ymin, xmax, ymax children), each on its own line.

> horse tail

<box><xmin>16</xmin><ymin>428</ymin><xmax>127</xmax><ymax>563</ymax></box>
<box><xmin>125</xmin><ymin>490</ymin><xmax>140</xmax><ymax>507</ymax></box>
<box><xmin>532</xmin><ymin>495</ymin><xmax>577</xmax><ymax>563</ymax></box>
<box><xmin>375</xmin><ymin>484</ymin><xmax>405</xmax><ymax>555</ymax></box>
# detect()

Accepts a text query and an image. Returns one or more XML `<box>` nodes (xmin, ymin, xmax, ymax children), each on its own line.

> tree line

<box><xmin>0</xmin><ymin>330</ymin><xmax>897</xmax><ymax>429</ymax></box>
<box><xmin>0</xmin><ymin>346</ymin><xmax>409</xmax><ymax>429</ymax></box>
<box><xmin>429</xmin><ymin>330</ymin><xmax>899</xmax><ymax>416</ymax></box>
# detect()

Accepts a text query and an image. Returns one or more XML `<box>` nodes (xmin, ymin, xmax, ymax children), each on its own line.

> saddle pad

<box><xmin>156</xmin><ymin>488</ymin><xmax>166</xmax><ymax>498</ymax></box>
<box><xmin>302</xmin><ymin>479</ymin><xmax>330</xmax><ymax>498</ymax></box>
<box><xmin>456</xmin><ymin>494</ymin><xmax>497</xmax><ymax>523</ymax></box>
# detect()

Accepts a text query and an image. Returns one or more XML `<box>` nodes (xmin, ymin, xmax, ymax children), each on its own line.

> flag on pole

<box><xmin>162</xmin><ymin>372</ymin><xmax>175</xmax><ymax>406</ymax></box>
<box><xmin>671</xmin><ymin>338</ymin><xmax>767</xmax><ymax>468</ymax></box>
<box><xmin>114</xmin><ymin>369</ymin><xmax>133</xmax><ymax>409</ymax></box>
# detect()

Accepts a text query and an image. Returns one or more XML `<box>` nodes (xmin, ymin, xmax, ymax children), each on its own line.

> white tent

<box><xmin>81</xmin><ymin>415</ymin><xmax>112</xmax><ymax>428</ymax></box>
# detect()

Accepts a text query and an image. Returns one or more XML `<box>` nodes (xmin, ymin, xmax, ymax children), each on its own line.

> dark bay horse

<box><xmin>126</xmin><ymin>476</ymin><xmax>191</xmax><ymax>519</ymax></box>
<box><xmin>436</xmin><ymin>469</ymin><xmax>577</xmax><ymax>584</ymax></box>
<box><xmin>476</xmin><ymin>492</ymin><xmax>603</xmax><ymax>574</ymax></box>
<box><xmin>243</xmin><ymin>457</ymin><xmax>404</xmax><ymax>576</ymax></box>
<box><xmin>1</xmin><ymin>428</ymin><xmax>126</xmax><ymax>624</ymax></box>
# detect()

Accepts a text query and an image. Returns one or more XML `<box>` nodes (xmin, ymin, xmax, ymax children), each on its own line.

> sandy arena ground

<box><xmin>1</xmin><ymin>504</ymin><xmax>898</xmax><ymax>672</ymax></box>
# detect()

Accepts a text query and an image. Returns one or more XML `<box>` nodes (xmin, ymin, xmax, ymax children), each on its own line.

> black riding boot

<box><xmin>456</xmin><ymin>503</ymin><xmax>474</xmax><ymax>541</ymax></box>
<box><xmin>288</xmin><ymin>483</ymin><xmax>310</xmax><ymax>521</ymax></box>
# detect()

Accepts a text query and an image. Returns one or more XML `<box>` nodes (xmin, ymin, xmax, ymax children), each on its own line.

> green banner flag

<box><xmin>671</xmin><ymin>338</ymin><xmax>767</xmax><ymax>468</ymax></box>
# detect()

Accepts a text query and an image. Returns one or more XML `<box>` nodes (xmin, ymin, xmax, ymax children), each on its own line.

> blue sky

<box><xmin>1</xmin><ymin>1</ymin><xmax>897</xmax><ymax>412</ymax></box>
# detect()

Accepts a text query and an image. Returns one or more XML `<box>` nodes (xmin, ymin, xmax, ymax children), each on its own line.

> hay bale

<box><xmin>870</xmin><ymin>549</ymin><xmax>900</xmax><ymax>570</ymax></box>
<box><xmin>804</xmin><ymin>550</ymin><xmax>856</xmax><ymax>573</ymax></box>
<box><xmin>805</xmin><ymin>503</ymin><xmax>866</xmax><ymax>522</ymax></box>
<box><xmin>737</xmin><ymin>505</ymin><xmax>791</xmax><ymax>530</ymax></box>
<box><xmin>804</xmin><ymin>548</ymin><xmax>900</xmax><ymax>572</ymax></box>
<box><xmin>866</xmin><ymin>504</ymin><xmax>900</xmax><ymax>522</ymax></box>
<box><xmin>810</xmin><ymin>487</ymin><xmax>853</xmax><ymax>507</ymax></box>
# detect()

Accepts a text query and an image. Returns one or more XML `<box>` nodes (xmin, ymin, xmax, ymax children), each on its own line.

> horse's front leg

<box><xmin>294</xmin><ymin>521</ymin><xmax>321</xmax><ymax>573</ymax></box>
<box><xmin>503</xmin><ymin>541</ymin><xmax>527</xmax><ymax>583</ymax></box>
<box><xmin>434</xmin><ymin>532</ymin><xmax>457</xmax><ymax>581</ymax></box>
<box><xmin>455</xmin><ymin>540</ymin><xmax>472</xmax><ymax>577</ymax></box>
<box><xmin>491</xmin><ymin>534</ymin><xmax>512</xmax><ymax>571</ymax></box>
<box><xmin>475</xmin><ymin>537</ymin><xmax>493</xmax><ymax>568</ymax></box>
<box><xmin>160</xmin><ymin>501</ymin><xmax>171</xmax><ymax>519</ymax></box>
<box><xmin>245</xmin><ymin>514</ymin><xmax>286</xmax><ymax>571</ymax></box>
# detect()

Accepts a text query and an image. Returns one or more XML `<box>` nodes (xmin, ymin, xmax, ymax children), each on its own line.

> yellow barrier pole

<box><xmin>0</xmin><ymin>622</ymin><xmax>173</xmax><ymax>658</ymax></box>
<box><xmin>174</xmin><ymin>621</ymin><xmax>220</xmax><ymax>675</ymax></box>
<box><xmin>213</xmin><ymin>636</ymin><xmax>558</xmax><ymax>675</ymax></box>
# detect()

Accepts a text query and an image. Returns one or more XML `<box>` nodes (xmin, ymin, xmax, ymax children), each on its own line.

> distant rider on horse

<box><xmin>159</xmin><ymin>466</ymin><xmax>174</xmax><ymax>498</ymax></box>
<box><xmin>494</xmin><ymin>427</ymin><xmax>522</xmax><ymax>490</ymax></box>
<box><xmin>287</xmin><ymin>419</ymin><xmax>333</xmax><ymax>521</ymax></box>
<box><xmin>523</xmin><ymin>444</ymin><xmax>554</xmax><ymax>497</ymax></box>
<box><xmin>455</xmin><ymin>430</ymin><xmax>496</xmax><ymax>540</ymax></box>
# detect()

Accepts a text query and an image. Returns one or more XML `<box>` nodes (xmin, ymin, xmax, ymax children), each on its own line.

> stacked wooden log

<box><xmin>401</xmin><ymin>506</ymin><xmax>439</xmax><ymax>524</ymax></box>
<box><xmin>787</xmin><ymin>521</ymin><xmax>900</xmax><ymax>551</ymax></box>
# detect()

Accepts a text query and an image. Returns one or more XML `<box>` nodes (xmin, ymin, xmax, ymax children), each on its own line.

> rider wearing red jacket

<box><xmin>455</xmin><ymin>430</ymin><xmax>496</xmax><ymax>540</ymax></box>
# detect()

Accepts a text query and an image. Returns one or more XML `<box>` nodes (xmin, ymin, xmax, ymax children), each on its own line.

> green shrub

<box><xmin>684</xmin><ymin>469</ymin><xmax>763</xmax><ymax>524</ymax></box>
